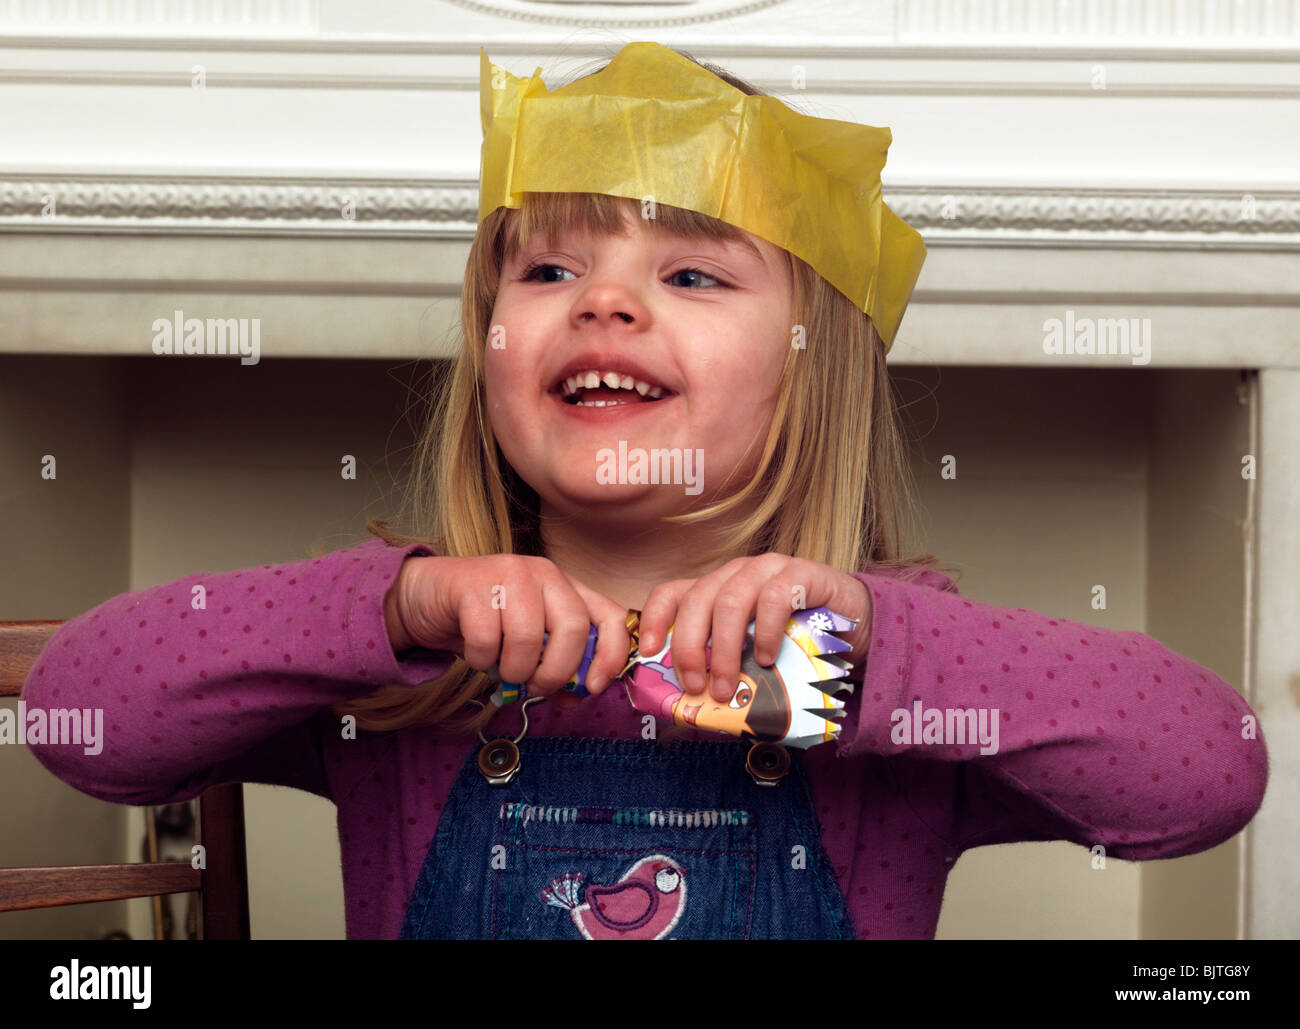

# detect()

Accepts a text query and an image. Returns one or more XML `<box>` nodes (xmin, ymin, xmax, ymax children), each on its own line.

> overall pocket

<box><xmin>491</xmin><ymin>802</ymin><xmax>757</xmax><ymax>940</ymax></box>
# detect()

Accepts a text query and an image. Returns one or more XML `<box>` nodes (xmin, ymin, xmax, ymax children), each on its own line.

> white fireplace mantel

<box><xmin>0</xmin><ymin>2</ymin><xmax>1298</xmax><ymax>366</ymax></box>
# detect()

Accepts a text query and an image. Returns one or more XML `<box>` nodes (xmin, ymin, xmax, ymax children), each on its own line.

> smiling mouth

<box><xmin>682</xmin><ymin>704</ymin><xmax>700</xmax><ymax>726</ymax></box>
<box><xmin>554</xmin><ymin>371</ymin><xmax>676</xmax><ymax>407</ymax></box>
<box><xmin>560</xmin><ymin>386</ymin><xmax>671</xmax><ymax>407</ymax></box>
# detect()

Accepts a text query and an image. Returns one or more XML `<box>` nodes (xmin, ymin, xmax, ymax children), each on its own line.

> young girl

<box><xmin>22</xmin><ymin>42</ymin><xmax>1268</xmax><ymax>940</ymax></box>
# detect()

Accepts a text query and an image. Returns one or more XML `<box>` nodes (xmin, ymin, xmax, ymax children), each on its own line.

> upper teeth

<box><xmin>561</xmin><ymin>370</ymin><xmax>665</xmax><ymax>399</ymax></box>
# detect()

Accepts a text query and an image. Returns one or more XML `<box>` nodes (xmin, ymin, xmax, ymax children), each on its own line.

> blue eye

<box><xmin>518</xmin><ymin>263</ymin><xmax>729</xmax><ymax>289</ymax></box>
<box><xmin>519</xmin><ymin>263</ymin><xmax>576</xmax><ymax>284</ymax></box>
<box><xmin>667</xmin><ymin>268</ymin><xmax>726</xmax><ymax>289</ymax></box>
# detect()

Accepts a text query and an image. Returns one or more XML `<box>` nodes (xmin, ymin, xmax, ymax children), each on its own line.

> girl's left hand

<box><xmin>636</xmin><ymin>555</ymin><xmax>873</xmax><ymax>703</ymax></box>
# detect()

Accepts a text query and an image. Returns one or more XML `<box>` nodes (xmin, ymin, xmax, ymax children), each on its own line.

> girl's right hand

<box><xmin>387</xmin><ymin>555</ymin><xmax>633</xmax><ymax>705</ymax></box>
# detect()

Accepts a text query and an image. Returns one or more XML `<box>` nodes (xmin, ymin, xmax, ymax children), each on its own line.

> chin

<box><xmin>545</xmin><ymin>480</ymin><xmax>693</xmax><ymax>516</ymax></box>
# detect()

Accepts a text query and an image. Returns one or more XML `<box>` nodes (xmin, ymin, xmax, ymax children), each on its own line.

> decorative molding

<box><xmin>0</xmin><ymin>176</ymin><xmax>478</xmax><ymax>234</ymax></box>
<box><xmin>0</xmin><ymin>37</ymin><xmax>1298</xmax><ymax>57</ymax></box>
<box><xmin>2</xmin><ymin>0</ymin><xmax>1297</xmax><ymax>40</ymax></box>
<box><xmin>1</xmin><ymin>0</ymin><xmax>1299</xmax><ymax>48</ymax></box>
<box><xmin>1</xmin><ymin>175</ymin><xmax>1296</xmax><ymax>247</ymax></box>
<box><xmin>0</xmin><ymin>34</ymin><xmax>1296</xmax><ymax>97</ymax></box>
<box><xmin>0</xmin><ymin>66</ymin><xmax>1296</xmax><ymax>98</ymax></box>
<box><xmin>900</xmin><ymin>0</ymin><xmax>1300</xmax><ymax>40</ymax></box>
<box><xmin>908</xmin><ymin>186</ymin><xmax>1300</xmax><ymax>247</ymax></box>
<box><xmin>0</xmin><ymin>0</ymin><xmax>318</xmax><ymax>34</ymax></box>
<box><xmin>437</xmin><ymin>0</ymin><xmax>792</xmax><ymax>29</ymax></box>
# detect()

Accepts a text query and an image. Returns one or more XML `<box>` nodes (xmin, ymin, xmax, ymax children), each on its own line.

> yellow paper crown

<box><xmin>478</xmin><ymin>42</ymin><xmax>926</xmax><ymax>351</ymax></box>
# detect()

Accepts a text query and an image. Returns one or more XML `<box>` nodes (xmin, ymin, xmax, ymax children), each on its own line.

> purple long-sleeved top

<box><xmin>21</xmin><ymin>537</ymin><xmax>1268</xmax><ymax>939</ymax></box>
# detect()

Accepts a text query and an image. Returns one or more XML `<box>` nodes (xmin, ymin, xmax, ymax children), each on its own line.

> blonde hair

<box><xmin>334</xmin><ymin>48</ymin><xmax>958</xmax><ymax>737</ymax></box>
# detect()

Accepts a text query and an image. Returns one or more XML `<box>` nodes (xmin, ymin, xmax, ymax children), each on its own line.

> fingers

<box><xmin>455</xmin><ymin>559</ymin><xmax>507</xmax><ymax>675</ymax></box>
<box><xmin>456</xmin><ymin>556</ymin><xmax>587</xmax><ymax>700</ymax></box>
<box><xmin>565</xmin><ymin>575</ymin><xmax>633</xmax><ymax>696</ymax></box>
<box><xmin>490</xmin><ymin>558</ymin><xmax>633</xmax><ymax>701</ymax></box>
<box><xmin>495</xmin><ymin>565</ymin><xmax>547</xmax><ymax>687</ymax></box>
<box><xmin>700</xmin><ymin>555</ymin><xmax>795</xmax><ymax>702</ymax></box>
<box><xmin>752</xmin><ymin>569</ymin><xmax>802</xmax><ymax>667</ymax></box>
<box><xmin>637</xmin><ymin>577</ymin><xmax>695</xmax><ymax>694</ymax></box>
<box><xmin>524</xmin><ymin>576</ymin><xmax>593</xmax><ymax>698</ymax></box>
<box><xmin>653</xmin><ymin>560</ymin><xmax>750</xmax><ymax>700</ymax></box>
<box><xmin>449</xmin><ymin>553</ymin><xmax>846</xmax><ymax>716</ymax></box>
<box><xmin>641</xmin><ymin>556</ymin><xmax>815</xmax><ymax>703</ymax></box>
<box><xmin>636</xmin><ymin>579</ymin><xmax>686</xmax><ymax>660</ymax></box>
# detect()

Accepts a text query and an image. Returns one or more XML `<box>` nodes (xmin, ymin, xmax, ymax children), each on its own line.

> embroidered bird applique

<box><xmin>541</xmin><ymin>855</ymin><xmax>687</xmax><ymax>940</ymax></box>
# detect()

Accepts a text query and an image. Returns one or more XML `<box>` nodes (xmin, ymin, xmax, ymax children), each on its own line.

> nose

<box><xmin>580</xmin><ymin>310</ymin><xmax>633</xmax><ymax>324</ymax></box>
<box><xmin>573</xmin><ymin>273</ymin><xmax>648</xmax><ymax>328</ymax></box>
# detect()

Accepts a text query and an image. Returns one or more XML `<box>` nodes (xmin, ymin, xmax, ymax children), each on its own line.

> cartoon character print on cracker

<box><xmin>542</xmin><ymin>855</ymin><xmax>687</xmax><ymax>940</ymax></box>
<box><xmin>631</xmin><ymin>632</ymin><xmax>792</xmax><ymax>742</ymax></box>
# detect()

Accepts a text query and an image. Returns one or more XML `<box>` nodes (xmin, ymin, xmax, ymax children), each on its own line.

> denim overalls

<box><xmin>398</xmin><ymin>735</ymin><xmax>856</xmax><ymax>940</ymax></box>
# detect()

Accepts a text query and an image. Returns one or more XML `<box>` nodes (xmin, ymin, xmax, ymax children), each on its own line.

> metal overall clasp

<box><xmin>472</xmin><ymin>695</ymin><xmax>544</xmax><ymax>786</ymax></box>
<box><xmin>745</xmin><ymin>742</ymin><xmax>790</xmax><ymax>786</ymax></box>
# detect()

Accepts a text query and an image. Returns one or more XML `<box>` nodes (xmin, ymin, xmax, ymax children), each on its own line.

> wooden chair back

<box><xmin>0</xmin><ymin>620</ymin><xmax>250</xmax><ymax>938</ymax></box>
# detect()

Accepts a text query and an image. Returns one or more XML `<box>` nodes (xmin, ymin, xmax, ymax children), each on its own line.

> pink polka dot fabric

<box><xmin>21</xmin><ymin>538</ymin><xmax>1268</xmax><ymax>939</ymax></box>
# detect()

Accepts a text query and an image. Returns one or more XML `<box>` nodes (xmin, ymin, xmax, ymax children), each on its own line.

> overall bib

<box><xmin>399</xmin><ymin>736</ymin><xmax>855</xmax><ymax>940</ymax></box>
